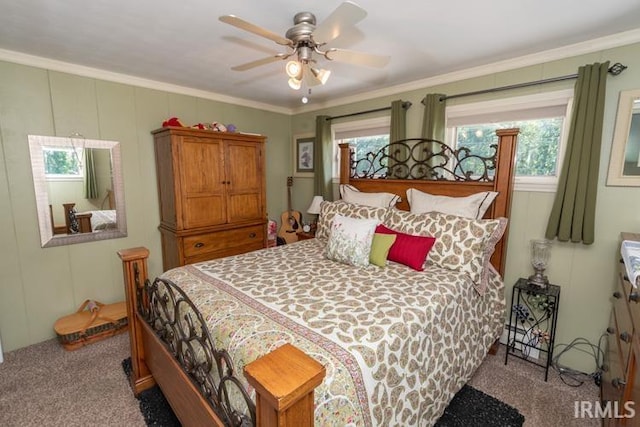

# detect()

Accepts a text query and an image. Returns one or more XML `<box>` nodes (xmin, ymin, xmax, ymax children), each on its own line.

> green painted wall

<box><xmin>2</xmin><ymin>41</ymin><xmax>640</xmax><ymax>373</ymax></box>
<box><xmin>291</xmin><ymin>42</ymin><xmax>640</xmax><ymax>372</ymax></box>
<box><xmin>0</xmin><ymin>62</ymin><xmax>291</xmax><ymax>352</ymax></box>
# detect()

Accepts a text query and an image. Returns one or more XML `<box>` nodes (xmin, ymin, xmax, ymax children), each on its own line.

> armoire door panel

<box><xmin>226</xmin><ymin>143</ymin><xmax>262</xmax><ymax>191</ymax></box>
<box><xmin>181</xmin><ymin>138</ymin><xmax>225</xmax><ymax>194</ymax></box>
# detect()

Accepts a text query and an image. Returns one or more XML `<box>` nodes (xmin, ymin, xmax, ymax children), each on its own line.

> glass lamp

<box><xmin>528</xmin><ymin>239</ymin><xmax>552</xmax><ymax>288</ymax></box>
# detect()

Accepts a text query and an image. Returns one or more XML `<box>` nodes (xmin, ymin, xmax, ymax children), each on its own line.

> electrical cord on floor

<box><xmin>551</xmin><ymin>334</ymin><xmax>606</xmax><ymax>387</ymax></box>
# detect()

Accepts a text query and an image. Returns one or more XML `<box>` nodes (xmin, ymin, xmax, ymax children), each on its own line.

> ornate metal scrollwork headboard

<box><xmin>349</xmin><ymin>138</ymin><xmax>498</xmax><ymax>181</ymax></box>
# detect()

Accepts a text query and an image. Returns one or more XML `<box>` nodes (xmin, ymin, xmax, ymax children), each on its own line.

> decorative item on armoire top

<box><xmin>528</xmin><ymin>239</ymin><xmax>552</xmax><ymax>288</ymax></box>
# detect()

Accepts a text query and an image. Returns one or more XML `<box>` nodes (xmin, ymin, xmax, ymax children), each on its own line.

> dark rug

<box><xmin>122</xmin><ymin>358</ymin><xmax>524</xmax><ymax>426</ymax></box>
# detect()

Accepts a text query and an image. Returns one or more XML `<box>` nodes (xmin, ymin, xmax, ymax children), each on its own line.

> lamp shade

<box><xmin>307</xmin><ymin>195</ymin><xmax>324</xmax><ymax>214</ymax></box>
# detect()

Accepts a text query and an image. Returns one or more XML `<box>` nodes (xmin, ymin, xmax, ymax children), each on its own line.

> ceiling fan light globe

<box><xmin>288</xmin><ymin>77</ymin><xmax>302</xmax><ymax>90</ymax></box>
<box><xmin>285</xmin><ymin>60</ymin><xmax>302</xmax><ymax>78</ymax></box>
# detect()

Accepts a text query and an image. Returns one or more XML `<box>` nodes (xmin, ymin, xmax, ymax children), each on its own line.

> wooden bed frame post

<box><xmin>491</xmin><ymin>128</ymin><xmax>518</xmax><ymax>275</ymax></box>
<box><xmin>117</xmin><ymin>247</ymin><xmax>156</xmax><ymax>395</ymax></box>
<box><xmin>244</xmin><ymin>343</ymin><xmax>326</xmax><ymax>427</ymax></box>
<box><xmin>338</xmin><ymin>143</ymin><xmax>352</xmax><ymax>185</ymax></box>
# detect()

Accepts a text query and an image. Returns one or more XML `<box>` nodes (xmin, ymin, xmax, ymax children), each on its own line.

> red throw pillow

<box><xmin>375</xmin><ymin>224</ymin><xmax>436</xmax><ymax>271</ymax></box>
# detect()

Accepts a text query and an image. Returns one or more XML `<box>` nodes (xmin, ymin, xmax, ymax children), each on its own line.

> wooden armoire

<box><xmin>152</xmin><ymin>127</ymin><xmax>267</xmax><ymax>270</ymax></box>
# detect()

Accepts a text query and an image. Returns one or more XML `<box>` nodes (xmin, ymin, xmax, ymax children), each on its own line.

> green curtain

<box><xmin>84</xmin><ymin>148</ymin><xmax>99</xmax><ymax>199</ymax></box>
<box><xmin>314</xmin><ymin>115</ymin><xmax>333</xmax><ymax>200</ymax></box>
<box><xmin>421</xmin><ymin>94</ymin><xmax>446</xmax><ymax>170</ymax></box>
<box><xmin>545</xmin><ymin>62</ymin><xmax>610</xmax><ymax>245</ymax></box>
<box><xmin>390</xmin><ymin>99</ymin><xmax>407</xmax><ymax>142</ymax></box>
<box><xmin>388</xmin><ymin>99</ymin><xmax>408</xmax><ymax>178</ymax></box>
<box><xmin>421</xmin><ymin>93</ymin><xmax>446</xmax><ymax>141</ymax></box>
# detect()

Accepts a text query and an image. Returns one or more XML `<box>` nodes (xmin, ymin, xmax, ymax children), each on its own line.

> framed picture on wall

<box><xmin>293</xmin><ymin>134</ymin><xmax>315</xmax><ymax>177</ymax></box>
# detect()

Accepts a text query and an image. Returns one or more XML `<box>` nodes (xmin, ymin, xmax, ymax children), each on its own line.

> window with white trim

<box><xmin>446</xmin><ymin>90</ymin><xmax>573</xmax><ymax>192</ymax></box>
<box><xmin>332</xmin><ymin>117</ymin><xmax>390</xmax><ymax>179</ymax></box>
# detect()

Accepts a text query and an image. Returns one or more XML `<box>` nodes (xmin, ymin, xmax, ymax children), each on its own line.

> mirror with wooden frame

<box><xmin>28</xmin><ymin>135</ymin><xmax>127</xmax><ymax>247</ymax></box>
<box><xmin>608</xmin><ymin>89</ymin><xmax>640</xmax><ymax>186</ymax></box>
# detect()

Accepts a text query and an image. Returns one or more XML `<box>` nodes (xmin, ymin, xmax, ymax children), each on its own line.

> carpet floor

<box><xmin>0</xmin><ymin>332</ymin><xmax>599</xmax><ymax>426</ymax></box>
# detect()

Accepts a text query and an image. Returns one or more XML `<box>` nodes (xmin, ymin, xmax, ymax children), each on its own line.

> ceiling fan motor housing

<box><xmin>286</xmin><ymin>12</ymin><xmax>318</xmax><ymax>62</ymax></box>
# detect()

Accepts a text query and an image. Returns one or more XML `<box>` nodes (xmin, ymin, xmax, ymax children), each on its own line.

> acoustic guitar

<box><xmin>277</xmin><ymin>177</ymin><xmax>302</xmax><ymax>244</ymax></box>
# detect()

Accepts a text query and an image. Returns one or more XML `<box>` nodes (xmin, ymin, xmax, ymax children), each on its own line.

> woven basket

<box><xmin>54</xmin><ymin>300</ymin><xmax>128</xmax><ymax>351</ymax></box>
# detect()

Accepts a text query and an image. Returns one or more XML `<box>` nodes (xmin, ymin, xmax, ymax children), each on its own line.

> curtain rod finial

<box><xmin>609</xmin><ymin>62</ymin><xmax>627</xmax><ymax>76</ymax></box>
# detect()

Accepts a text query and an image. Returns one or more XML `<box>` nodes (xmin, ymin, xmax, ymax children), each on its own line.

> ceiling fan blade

<box><xmin>325</xmin><ymin>48</ymin><xmax>390</xmax><ymax>68</ymax></box>
<box><xmin>219</xmin><ymin>15</ymin><xmax>292</xmax><ymax>46</ymax></box>
<box><xmin>231</xmin><ymin>54</ymin><xmax>287</xmax><ymax>71</ymax></box>
<box><xmin>312</xmin><ymin>1</ymin><xmax>367</xmax><ymax>45</ymax></box>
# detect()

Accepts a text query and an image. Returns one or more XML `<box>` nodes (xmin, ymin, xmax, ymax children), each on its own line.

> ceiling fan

<box><xmin>218</xmin><ymin>1</ymin><xmax>390</xmax><ymax>92</ymax></box>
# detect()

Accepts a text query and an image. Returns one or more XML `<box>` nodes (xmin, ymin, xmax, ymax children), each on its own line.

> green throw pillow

<box><xmin>369</xmin><ymin>233</ymin><xmax>397</xmax><ymax>267</ymax></box>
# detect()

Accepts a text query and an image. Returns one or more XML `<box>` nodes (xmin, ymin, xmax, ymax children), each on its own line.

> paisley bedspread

<box><xmin>160</xmin><ymin>238</ymin><xmax>505</xmax><ymax>426</ymax></box>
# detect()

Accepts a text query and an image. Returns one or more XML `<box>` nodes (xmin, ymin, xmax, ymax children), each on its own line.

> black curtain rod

<box><xmin>326</xmin><ymin>101</ymin><xmax>412</xmax><ymax>121</ymax></box>
<box><xmin>423</xmin><ymin>62</ymin><xmax>627</xmax><ymax>104</ymax></box>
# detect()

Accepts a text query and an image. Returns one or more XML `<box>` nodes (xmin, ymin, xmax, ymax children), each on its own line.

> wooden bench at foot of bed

<box><xmin>118</xmin><ymin>247</ymin><xmax>325</xmax><ymax>427</ymax></box>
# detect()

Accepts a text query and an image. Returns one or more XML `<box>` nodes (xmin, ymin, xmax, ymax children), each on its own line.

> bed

<box><xmin>87</xmin><ymin>209</ymin><xmax>117</xmax><ymax>231</ymax></box>
<box><xmin>119</xmin><ymin>128</ymin><xmax>519</xmax><ymax>427</ymax></box>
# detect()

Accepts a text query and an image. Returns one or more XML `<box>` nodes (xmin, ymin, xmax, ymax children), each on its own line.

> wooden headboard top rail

<box><xmin>338</xmin><ymin>128</ymin><xmax>519</xmax><ymax>275</ymax></box>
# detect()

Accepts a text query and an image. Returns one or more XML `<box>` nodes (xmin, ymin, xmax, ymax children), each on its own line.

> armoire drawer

<box><xmin>183</xmin><ymin>225</ymin><xmax>265</xmax><ymax>258</ymax></box>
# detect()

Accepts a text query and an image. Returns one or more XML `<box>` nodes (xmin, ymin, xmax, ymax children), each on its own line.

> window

<box><xmin>332</xmin><ymin>117</ymin><xmax>390</xmax><ymax>179</ymax></box>
<box><xmin>446</xmin><ymin>90</ymin><xmax>573</xmax><ymax>191</ymax></box>
<box><xmin>43</xmin><ymin>146</ymin><xmax>83</xmax><ymax>179</ymax></box>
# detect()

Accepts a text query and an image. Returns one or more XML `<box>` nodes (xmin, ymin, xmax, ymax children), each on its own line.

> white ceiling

<box><xmin>1</xmin><ymin>0</ymin><xmax>640</xmax><ymax>112</ymax></box>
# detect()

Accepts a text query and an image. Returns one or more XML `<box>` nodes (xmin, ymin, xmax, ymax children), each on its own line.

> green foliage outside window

<box><xmin>341</xmin><ymin>117</ymin><xmax>562</xmax><ymax>179</ymax></box>
<box><xmin>345</xmin><ymin>135</ymin><xmax>390</xmax><ymax>176</ymax></box>
<box><xmin>44</xmin><ymin>147</ymin><xmax>82</xmax><ymax>176</ymax></box>
<box><xmin>455</xmin><ymin>118</ymin><xmax>563</xmax><ymax>177</ymax></box>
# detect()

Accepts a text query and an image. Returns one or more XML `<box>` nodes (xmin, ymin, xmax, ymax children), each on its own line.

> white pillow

<box><xmin>340</xmin><ymin>184</ymin><xmax>401</xmax><ymax>208</ymax></box>
<box><xmin>406</xmin><ymin>188</ymin><xmax>498</xmax><ymax>219</ymax></box>
<box><xmin>324</xmin><ymin>215</ymin><xmax>378</xmax><ymax>267</ymax></box>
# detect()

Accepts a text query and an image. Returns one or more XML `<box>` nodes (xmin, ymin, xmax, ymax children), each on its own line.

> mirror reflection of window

<box><xmin>43</xmin><ymin>146</ymin><xmax>83</xmax><ymax>178</ymax></box>
<box><xmin>606</xmin><ymin>90</ymin><xmax>640</xmax><ymax>187</ymax></box>
<box><xmin>623</xmin><ymin>101</ymin><xmax>640</xmax><ymax>176</ymax></box>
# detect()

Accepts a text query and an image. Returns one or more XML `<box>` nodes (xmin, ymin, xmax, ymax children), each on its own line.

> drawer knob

<box><xmin>612</xmin><ymin>378</ymin><xmax>627</xmax><ymax>389</ymax></box>
<box><xmin>613</xmin><ymin>291</ymin><xmax>622</xmax><ymax>299</ymax></box>
<box><xmin>249</xmin><ymin>232</ymin><xmax>257</xmax><ymax>238</ymax></box>
<box><xmin>602</xmin><ymin>364</ymin><xmax>609</xmax><ymax>372</ymax></box>
<box><xmin>194</xmin><ymin>242</ymin><xmax>205</xmax><ymax>248</ymax></box>
<box><xmin>620</xmin><ymin>331</ymin><xmax>632</xmax><ymax>343</ymax></box>
<box><xmin>630</xmin><ymin>292</ymin><xmax>640</xmax><ymax>303</ymax></box>
<box><xmin>607</xmin><ymin>326</ymin><xmax>615</xmax><ymax>334</ymax></box>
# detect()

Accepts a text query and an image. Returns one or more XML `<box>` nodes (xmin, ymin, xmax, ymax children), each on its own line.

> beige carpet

<box><xmin>0</xmin><ymin>332</ymin><xmax>599</xmax><ymax>426</ymax></box>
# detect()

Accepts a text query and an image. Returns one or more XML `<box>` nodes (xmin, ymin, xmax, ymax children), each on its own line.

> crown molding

<box><xmin>293</xmin><ymin>28</ymin><xmax>640</xmax><ymax>114</ymax></box>
<box><xmin>0</xmin><ymin>48</ymin><xmax>292</xmax><ymax>115</ymax></box>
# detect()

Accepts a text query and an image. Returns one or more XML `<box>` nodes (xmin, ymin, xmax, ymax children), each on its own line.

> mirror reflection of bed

<box><xmin>50</xmin><ymin>189</ymin><xmax>117</xmax><ymax>235</ymax></box>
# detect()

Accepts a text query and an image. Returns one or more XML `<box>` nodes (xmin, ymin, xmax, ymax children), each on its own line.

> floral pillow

<box><xmin>324</xmin><ymin>215</ymin><xmax>379</xmax><ymax>267</ymax></box>
<box><xmin>316</xmin><ymin>200</ymin><xmax>390</xmax><ymax>240</ymax></box>
<box><xmin>384</xmin><ymin>209</ymin><xmax>507</xmax><ymax>294</ymax></box>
